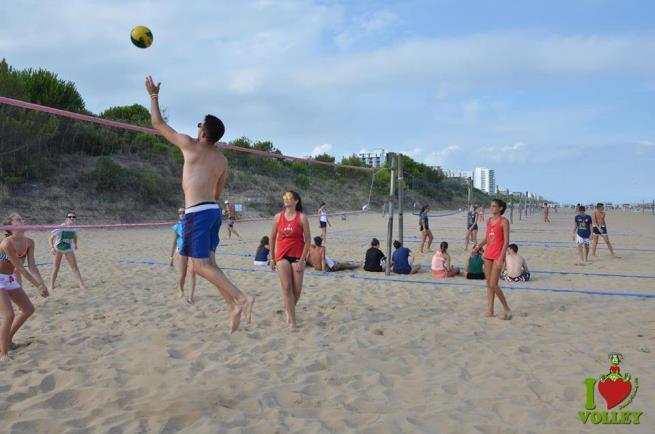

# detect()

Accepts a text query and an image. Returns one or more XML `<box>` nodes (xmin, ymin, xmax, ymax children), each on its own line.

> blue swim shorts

<box><xmin>180</xmin><ymin>203</ymin><xmax>221</xmax><ymax>259</ymax></box>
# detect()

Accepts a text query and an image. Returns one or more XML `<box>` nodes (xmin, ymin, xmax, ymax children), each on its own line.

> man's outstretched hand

<box><xmin>145</xmin><ymin>75</ymin><xmax>161</xmax><ymax>96</ymax></box>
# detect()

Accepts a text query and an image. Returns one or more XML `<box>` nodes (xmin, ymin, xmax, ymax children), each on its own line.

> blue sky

<box><xmin>1</xmin><ymin>0</ymin><xmax>654</xmax><ymax>203</ymax></box>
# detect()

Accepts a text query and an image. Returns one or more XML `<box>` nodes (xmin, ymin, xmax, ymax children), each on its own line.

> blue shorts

<box><xmin>180</xmin><ymin>204</ymin><xmax>221</xmax><ymax>259</ymax></box>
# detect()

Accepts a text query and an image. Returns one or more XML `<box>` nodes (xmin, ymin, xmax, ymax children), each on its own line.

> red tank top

<box><xmin>483</xmin><ymin>216</ymin><xmax>506</xmax><ymax>261</ymax></box>
<box><xmin>275</xmin><ymin>211</ymin><xmax>305</xmax><ymax>261</ymax></box>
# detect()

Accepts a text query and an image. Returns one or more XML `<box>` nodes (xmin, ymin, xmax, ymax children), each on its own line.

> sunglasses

<box><xmin>282</xmin><ymin>194</ymin><xmax>295</xmax><ymax>201</ymax></box>
<box><xmin>67</xmin><ymin>216</ymin><xmax>77</xmax><ymax>219</ymax></box>
<box><xmin>197</xmin><ymin>123</ymin><xmax>203</xmax><ymax>128</ymax></box>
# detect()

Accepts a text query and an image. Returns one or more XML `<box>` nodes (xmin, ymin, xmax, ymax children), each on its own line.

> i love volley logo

<box><xmin>579</xmin><ymin>353</ymin><xmax>643</xmax><ymax>425</ymax></box>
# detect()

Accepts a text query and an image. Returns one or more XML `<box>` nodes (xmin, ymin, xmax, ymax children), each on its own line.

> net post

<box><xmin>508</xmin><ymin>189</ymin><xmax>513</xmax><ymax>224</ymax></box>
<box><xmin>385</xmin><ymin>153</ymin><xmax>397</xmax><ymax>276</ymax></box>
<box><xmin>467</xmin><ymin>177</ymin><xmax>472</xmax><ymax>209</ymax></box>
<box><xmin>398</xmin><ymin>154</ymin><xmax>404</xmax><ymax>246</ymax></box>
<box><xmin>524</xmin><ymin>191</ymin><xmax>529</xmax><ymax>219</ymax></box>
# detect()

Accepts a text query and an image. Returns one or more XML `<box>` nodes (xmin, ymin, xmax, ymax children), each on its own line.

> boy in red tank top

<box><xmin>473</xmin><ymin>199</ymin><xmax>512</xmax><ymax>320</ymax></box>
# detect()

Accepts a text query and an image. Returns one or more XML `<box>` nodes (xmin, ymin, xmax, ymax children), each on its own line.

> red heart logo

<box><xmin>598</xmin><ymin>378</ymin><xmax>631</xmax><ymax>410</ymax></box>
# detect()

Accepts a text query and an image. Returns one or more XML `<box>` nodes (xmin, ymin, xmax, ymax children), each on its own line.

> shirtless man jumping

<box><xmin>146</xmin><ymin>76</ymin><xmax>254</xmax><ymax>333</ymax></box>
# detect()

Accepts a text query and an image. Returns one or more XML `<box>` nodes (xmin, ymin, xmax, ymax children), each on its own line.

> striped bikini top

<box><xmin>0</xmin><ymin>237</ymin><xmax>29</xmax><ymax>263</ymax></box>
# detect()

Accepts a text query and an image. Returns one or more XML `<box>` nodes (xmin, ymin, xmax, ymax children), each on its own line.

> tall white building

<box><xmin>473</xmin><ymin>167</ymin><xmax>496</xmax><ymax>194</ymax></box>
<box><xmin>358</xmin><ymin>149</ymin><xmax>386</xmax><ymax>168</ymax></box>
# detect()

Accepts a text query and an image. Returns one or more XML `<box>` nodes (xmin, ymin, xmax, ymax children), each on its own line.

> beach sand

<box><xmin>1</xmin><ymin>209</ymin><xmax>653</xmax><ymax>433</ymax></box>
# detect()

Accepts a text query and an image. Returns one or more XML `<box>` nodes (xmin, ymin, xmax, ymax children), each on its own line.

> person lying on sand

<box><xmin>306</xmin><ymin>237</ymin><xmax>362</xmax><ymax>272</ymax></box>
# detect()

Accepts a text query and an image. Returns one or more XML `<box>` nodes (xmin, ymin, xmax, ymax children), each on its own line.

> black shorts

<box><xmin>281</xmin><ymin>256</ymin><xmax>301</xmax><ymax>263</ymax></box>
<box><xmin>466</xmin><ymin>272</ymin><xmax>485</xmax><ymax>280</ymax></box>
<box><xmin>592</xmin><ymin>226</ymin><xmax>607</xmax><ymax>236</ymax></box>
<box><xmin>468</xmin><ymin>224</ymin><xmax>478</xmax><ymax>231</ymax></box>
<box><xmin>320</xmin><ymin>221</ymin><xmax>327</xmax><ymax>228</ymax></box>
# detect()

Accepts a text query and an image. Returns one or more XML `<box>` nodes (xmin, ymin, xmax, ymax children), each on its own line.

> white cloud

<box><xmin>227</xmin><ymin>69</ymin><xmax>263</xmax><ymax>94</ymax></box>
<box><xmin>424</xmin><ymin>145</ymin><xmax>461</xmax><ymax>165</ymax></box>
<box><xmin>335</xmin><ymin>9</ymin><xmax>400</xmax><ymax>49</ymax></box>
<box><xmin>403</xmin><ymin>147</ymin><xmax>424</xmax><ymax>158</ymax></box>
<box><xmin>311</xmin><ymin>143</ymin><xmax>332</xmax><ymax>156</ymax></box>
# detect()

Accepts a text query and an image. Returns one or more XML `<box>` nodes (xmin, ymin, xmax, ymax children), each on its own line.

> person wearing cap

<box><xmin>222</xmin><ymin>200</ymin><xmax>242</xmax><ymax>241</ymax></box>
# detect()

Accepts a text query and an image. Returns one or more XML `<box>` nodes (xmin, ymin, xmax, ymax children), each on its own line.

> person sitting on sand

<box><xmin>169</xmin><ymin>207</ymin><xmax>196</xmax><ymax>304</ymax></box>
<box><xmin>253</xmin><ymin>236</ymin><xmax>270</xmax><ymax>266</ymax></box>
<box><xmin>431</xmin><ymin>241</ymin><xmax>460</xmax><ymax>278</ymax></box>
<box><xmin>501</xmin><ymin>244</ymin><xmax>530</xmax><ymax>282</ymax></box>
<box><xmin>391</xmin><ymin>240</ymin><xmax>421</xmax><ymax>275</ymax></box>
<box><xmin>306</xmin><ymin>237</ymin><xmax>362</xmax><ymax>272</ymax></box>
<box><xmin>363</xmin><ymin>238</ymin><xmax>386</xmax><ymax>272</ymax></box>
<box><xmin>464</xmin><ymin>247</ymin><xmax>485</xmax><ymax>280</ymax></box>
<box><xmin>0</xmin><ymin>213</ymin><xmax>49</xmax><ymax>362</ymax></box>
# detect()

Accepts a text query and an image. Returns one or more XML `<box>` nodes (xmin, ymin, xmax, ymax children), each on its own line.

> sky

<box><xmin>1</xmin><ymin>0</ymin><xmax>654</xmax><ymax>203</ymax></box>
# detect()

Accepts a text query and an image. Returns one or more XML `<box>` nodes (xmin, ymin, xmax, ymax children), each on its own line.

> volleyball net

<box><xmin>0</xmin><ymin>96</ymin><xmax>383</xmax><ymax>231</ymax></box>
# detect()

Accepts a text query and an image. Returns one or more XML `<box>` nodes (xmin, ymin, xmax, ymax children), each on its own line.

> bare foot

<box><xmin>0</xmin><ymin>353</ymin><xmax>11</xmax><ymax>362</ymax></box>
<box><xmin>501</xmin><ymin>310</ymin><xmax>513</xmax><ymax>320</ymax></box>
<box><xmin>186</xmin><ymin>297</ymin><xmax>194</xmax><ymax>305</ymax></box>
<box><xmin>229</xmin><ymin>304</ymin><xmax>243</xmax><ymax>334</ymax></box>
<box><xmin>178</xmin><ymin>290</ymin><xmax>184</xmax><ymax>299</ymax></box>
<box><xmin>485</xmin><ymin>313</ymin><xmax>495</xmax><ymax>318</ymax></box>
<box><xmin>243</xmin><ymin>296</ymin><xmax>255</xmax><ymax>325</ymax></box>
<box><xmin>80</xmin><ymin>284</ymin><xmax>87</xmax><ymax>290</ymax></box>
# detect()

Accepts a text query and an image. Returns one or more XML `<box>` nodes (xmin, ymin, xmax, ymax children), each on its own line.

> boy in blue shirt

<box><xmin>572</xmin><ymin>205</ymin><xmax>593</xmax><ymax>265</ymax></box>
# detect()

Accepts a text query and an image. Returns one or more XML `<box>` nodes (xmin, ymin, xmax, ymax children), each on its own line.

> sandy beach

<box><xmin>1</xmin><ymin>209</ymin><xmax>653</xmax><ymax>433</ymax></box>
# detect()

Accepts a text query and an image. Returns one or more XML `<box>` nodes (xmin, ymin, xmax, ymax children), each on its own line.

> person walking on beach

<box><xmin>146</xmin><ymin>75</ymin><xmax>254</xmax><ymax>333</ymax></box>
<box><xmin>464</xmin><ymin>205</ymin><xmax>478</xmax><ymax>250</ymax></box>
<box><xmin>573</xmin><ymin>205</ymin><xmax>593</xmax><ymax>265</ymax></box>
<box><xmin>543</xmin><ymin>202</ymin><xmax>550</xmax><ymax>224</ymax></box>
<box><xmin>0</xmin><ymin>213</ymin><xmax>49</xmax><ymax>362</ymax></box>
<box><xmin>169</xmin><ymin>207</ymin><xmax>196</xmax><ymax>304</ymax></box>
<box><xmin>591</xmin><ymin>203</ymin><xmax>617</xmax><ymax>258</ymax></box>
<box><xmin>223</xmin><ymin>200</ymin><xmax>242</xmax><ymax>241</ymax></box>
<box><xmin>48</xmin><ymin>211</ymin><xmax>85</xmax><ymax>290</ymax></box>
<box><xmin>269</xmin><ymin>191</ymin><xmax>311</xmax><ymax>329</ymax></box>
<box><xmin>473</xmin><ymin>199</ymin><xmax>512</xmax><ymax>320</ymax></box>
<box><xmin>318</xmin><ymin>202</ymin><xmax>330</xmax><ymax>242</ymax></box>
<box><xmin>418</xmin><ymin>205</ymin><xmax>434</xmax><ymax>253</ymax></box>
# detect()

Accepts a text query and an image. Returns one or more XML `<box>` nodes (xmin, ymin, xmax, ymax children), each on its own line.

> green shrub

<box><xmin>296</xmin><ymin>174</ymin><xmax>309</xmax><ymax>189</ymax></box>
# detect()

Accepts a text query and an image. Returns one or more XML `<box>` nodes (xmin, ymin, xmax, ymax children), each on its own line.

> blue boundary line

<box><xmin>120</xmin><ymin>260</ymin><xmax>655</xmax><ymax>299</ymax></box>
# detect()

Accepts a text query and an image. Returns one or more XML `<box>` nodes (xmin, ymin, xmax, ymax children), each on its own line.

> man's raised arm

<box><xmin>146</xmin><ymin>75</ymin><xmax>194</xmax><ymax>150</ymax></box>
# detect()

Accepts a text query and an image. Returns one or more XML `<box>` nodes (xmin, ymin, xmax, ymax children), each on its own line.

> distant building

<box><xmin>359</xmin><ymin>149</ymin><xmax>386</xmax><ymax>168</ymax></box>
<box><xmin>473</xmin><ymin>167</ymin><xmax>495</xmax><ymax>194</ymax></box>
<box><xmin>444</xmin><ymin>169</ymin><xmax>473</xmax><ymax>179</ymax></box>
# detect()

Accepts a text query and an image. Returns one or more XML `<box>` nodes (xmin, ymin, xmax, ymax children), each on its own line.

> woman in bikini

<box><xmin>418</xmin><ymin>205</ymin><xmax>434</xmax><ymax>253</ymax></box>
<box><xmin>48</xmin><ymin>211</ymin><xmax>85</xmax><ymax>290</ymax></box>
<box><xmin>0</xmin><ymin>213</ymin><xmax>49</xmax><ymax>362</ymax></box>
<box><xmin>473</xmin><ymin>199</ymin><xmax>512</xmax><ymax>320</ymax></box>
<box><xmin>269</xmin><ymin>191</ymin><xmax>311</xmax><ymax>329</ymax></box>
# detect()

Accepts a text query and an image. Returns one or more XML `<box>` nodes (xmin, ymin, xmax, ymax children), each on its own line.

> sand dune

<box><xmin>1</xmin><ymin>209</ymin><xmax>653</xmax><ymax>433</ymax></box>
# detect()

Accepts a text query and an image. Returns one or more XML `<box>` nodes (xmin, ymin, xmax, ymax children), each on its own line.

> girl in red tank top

<box><xmin>483</xmin><ymin>215</ymin><xmax>506</xmax><ymax>261</ymax></box>
<box><xmin>274</xmin><ymin>210</ymin><xmax>305</xmax><ymax>261</ymax></box>
<box><xmin>473</xmin><ymin>200</ymin><xmax>512</xmax><ymax>320</ymax></box>
<box><xmin>270</xmin><ymin>191</ymin><xmax>310</xmax><ymax>329</ymax></box>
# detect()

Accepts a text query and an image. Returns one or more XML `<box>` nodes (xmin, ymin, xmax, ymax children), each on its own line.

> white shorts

<box><xmin>253</xmin><ymin>261</ymin><xmax>268</xmax><ymax>266</ymax></box>
<box><xmin>576</xmin><ymin>235</ymin><xmax>591</xmax><ymax>246</ymax></box>
<box><xmin>0</xmin><ymin>273</ymin><xmax>21</xmax><ymax>290</ymax></box>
